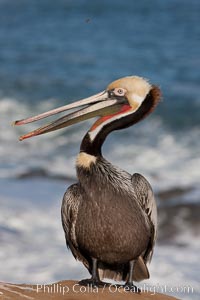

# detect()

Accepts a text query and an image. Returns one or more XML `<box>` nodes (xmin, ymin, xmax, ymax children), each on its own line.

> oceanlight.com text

<box><xmin>36</xmin><ymin>282</ymin><xmax>194</xmax><ymax>296</ymax></box>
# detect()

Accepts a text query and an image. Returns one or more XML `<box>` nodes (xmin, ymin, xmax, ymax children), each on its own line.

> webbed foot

<box><xmin>79</xmin><ymin>278</ymin><xmax>109</xmax><ymax>288</ymax></box>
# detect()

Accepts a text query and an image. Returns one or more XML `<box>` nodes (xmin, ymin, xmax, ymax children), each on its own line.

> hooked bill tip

<box><xmin>19</xmin><ymin>134</ymin><xmax>29</xmax><ymax>141</ymax></box>
<box><xmin>19</xmin><ymin>131</ymin><xmax>37</xmax><ymax>141</ymax></box>
<box><xmin>11</xmin><ymin>121</ymin><xmax>19</xmax><ymax>126</ymax></box>
<box><xmin>13</xmin><ymin>119</ymin><xmax>26</xmax><ymax>126</ymax></box>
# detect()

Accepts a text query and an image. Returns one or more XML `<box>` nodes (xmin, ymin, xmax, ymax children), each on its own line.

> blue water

<box><xmin>0</xmin><ymin>0</ymin><xmax>199</xmax><ymax>129</ymax></box>
<box><xmin>0</xmin><ymin>1</ymin><xmax>200</xmax><ymax>299</ymax></box>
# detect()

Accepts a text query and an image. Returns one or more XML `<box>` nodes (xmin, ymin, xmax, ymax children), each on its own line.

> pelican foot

<box><xmin>123</xmin><ymin>283</ymin><xmax>141</xmax><ymax>293</ymax></box>
<box><xmin>79</xmin><ymin>278</ymin><xmax>109</xmax><ymax>288</ymax></box>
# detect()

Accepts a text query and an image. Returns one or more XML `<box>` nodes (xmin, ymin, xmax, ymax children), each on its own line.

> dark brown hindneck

<box><xmin>80</xmin><ymin>132</ymin><xmax>103</xmax><ymax>156</ymax></box>
<box><xmin>80</xmin><ymin>86</ymin><xmax>161</xmax><ymax>157</ymax></box>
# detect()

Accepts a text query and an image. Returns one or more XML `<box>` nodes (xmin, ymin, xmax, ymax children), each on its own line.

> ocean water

<box><xmin>0</xmin><ymin>1</ymin><xmax>199</xmax><ymax>299</ymax></box>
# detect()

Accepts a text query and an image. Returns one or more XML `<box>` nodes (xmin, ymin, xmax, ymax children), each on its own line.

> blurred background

<box><xmin>0</xmin><ymin>0</ymin><xmax>199</xmax><ymax>299</ymax></box>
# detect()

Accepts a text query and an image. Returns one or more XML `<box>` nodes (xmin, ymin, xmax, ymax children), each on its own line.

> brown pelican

<box><xmin>14</xmin><ymin>76</ymin><xmax>161</xmax><ymax>291</ymax></box>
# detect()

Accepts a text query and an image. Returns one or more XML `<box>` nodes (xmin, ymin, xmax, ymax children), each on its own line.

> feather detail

<box><xmin>132</xmin><ymin>256</ymin><xmax>150</xmax><ymax>281</ymax></box>
<box><xmin>61</xmin><ymin>184</ymin><xmax>91</xmax><ymax>270</ymax></box>
<box><xmin>131</xmin><ymin>173</ymin><xmax>157</xmax><ymax>263</ymax></box>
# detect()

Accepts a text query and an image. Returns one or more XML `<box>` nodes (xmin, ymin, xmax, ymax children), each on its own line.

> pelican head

<box><xmin>14</xmin><ymin>76</ymin><xmax>160</xmax><ymax>141</ymax></box>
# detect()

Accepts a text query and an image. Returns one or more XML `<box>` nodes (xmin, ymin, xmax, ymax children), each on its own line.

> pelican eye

<box><xmin>113</xmin><ymin>88</ymin><xmax>126</xmax><ymax>97</ymax></box>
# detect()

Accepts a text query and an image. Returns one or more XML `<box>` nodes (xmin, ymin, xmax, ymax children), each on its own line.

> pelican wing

<box><xmin>61</xmin><ymin>184</ymin><xmax>90</xmax><ymax>269</ymax></box>
<box><xmin>131</xmin><ymin>173</ymin><xmax>157</xmax><ymax>263</ymax></box>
